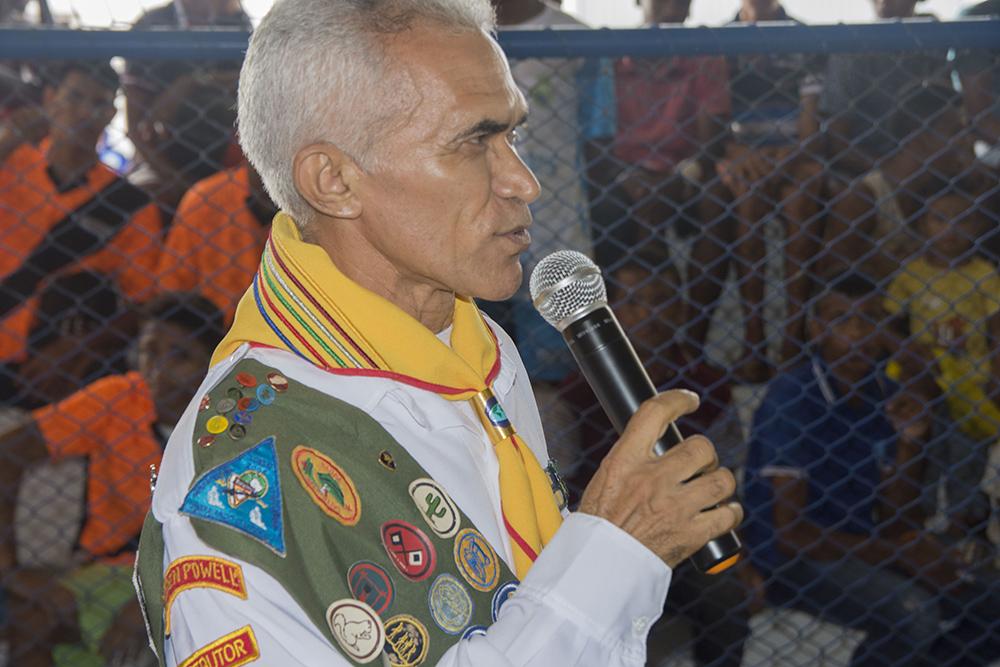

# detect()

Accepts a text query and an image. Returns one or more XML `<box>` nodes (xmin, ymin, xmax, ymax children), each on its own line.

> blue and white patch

<box><xmin>180</xmin><ymin>436</ymin><xmax>285</xmax><ymax>556</ymax></box>
<box><xmin>461</xmin><ymin>625</ymin><xmax>488</xmax><ymax>641</ymax></box>
<box><xmin>491</xmin><ymin>581</ymin><xmax>518</xmax><ymax>622</ymax></box>
<box><xmin>428</xmin><ymin>573</ymin><xmax>473</xmax><ymax>635</ymax></box>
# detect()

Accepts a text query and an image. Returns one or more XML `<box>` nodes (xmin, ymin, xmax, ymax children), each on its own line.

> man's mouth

<box><xmin>499</xmin><ymin>227</ymin><xmax>532</xmax><ymax>247</ymax></box>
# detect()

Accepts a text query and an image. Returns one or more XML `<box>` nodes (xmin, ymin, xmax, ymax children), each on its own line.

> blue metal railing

<box><xmin>0</xmin><ymin>17</ymin><xmax>997</xmax><ymax>60</ymax></box>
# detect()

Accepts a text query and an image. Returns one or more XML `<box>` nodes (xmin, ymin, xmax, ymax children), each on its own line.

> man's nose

<box><xmin>491</xmin><ymin>143</ymin><xmax>541</xmax><ymax>205</ymax></box>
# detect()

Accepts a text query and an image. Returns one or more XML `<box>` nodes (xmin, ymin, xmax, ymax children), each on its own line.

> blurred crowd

<box><xmin>0</xmin><ymin>0</ymin><xmax>999</xmax><ymax>665</ymax></box>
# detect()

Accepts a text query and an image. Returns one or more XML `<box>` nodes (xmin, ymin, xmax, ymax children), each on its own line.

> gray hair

<box><xmin>238</xmin><ymin>0</ymin><xmax>497</xmax><ymax>226</ymax></box>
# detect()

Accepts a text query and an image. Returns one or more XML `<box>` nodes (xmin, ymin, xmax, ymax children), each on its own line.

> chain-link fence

<box><xmin>1</xmin><ymin>8</ymin><xmax>999</xmax><ymax>667</ymax></box>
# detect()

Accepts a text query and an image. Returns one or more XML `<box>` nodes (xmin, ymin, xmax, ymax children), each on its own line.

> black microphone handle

<box><xmin>562</xmin><ymin>306</ymin><xmax>743</xmax><ymax>574</ymax></box>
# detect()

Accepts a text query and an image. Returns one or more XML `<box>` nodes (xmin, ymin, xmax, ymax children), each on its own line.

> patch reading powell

<box><xmin>181</xmin><ymin>436</ymin><xmax>286</xmax><ymax>556</ymax></box>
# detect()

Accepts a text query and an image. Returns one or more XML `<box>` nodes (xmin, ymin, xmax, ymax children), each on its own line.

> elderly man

<box><xmin>135</xmin><ymin>2</ymin><xmax>741</xmax><ymax>666</ymax></box>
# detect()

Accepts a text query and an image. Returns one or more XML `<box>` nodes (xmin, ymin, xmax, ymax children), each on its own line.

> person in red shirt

<box><xmin>157</xmin><ymin>162</ymin><xmax>277</xmax><ymax>323</ymax></box>
<box><xmin>0</xmin><ymin>61</ymin><xmax>163</xmax><ymax>376</ymax></box>
<box><xmin>0</xmin><ymin>292</ymin><xmax>226</xmax><ymax>667</ymax></box>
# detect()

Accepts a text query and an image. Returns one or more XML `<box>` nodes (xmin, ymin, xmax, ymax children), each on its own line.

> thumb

<box><xmin>611</xmin><ymin>389</ymin><xmax>700</xmax><ymax>463</ymax></box>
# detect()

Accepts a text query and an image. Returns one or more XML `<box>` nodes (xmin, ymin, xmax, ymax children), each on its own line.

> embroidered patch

<box><xmin>378</xmin><ymin>450</ymin><xmax>397</xmax><ymax>471</ymax></box>
<box><xmin>348</xmin><ymin>560</ymin><xmax>395</xmax><ymax>615</ymax></box>
<box><xmin>383</xmin><ymin>614</ymin><xmax>430</xmax><ymax>667</ymax></box>
<box><xmin>545</xmin><ymin>459</ymin><xmax>570</xmax><ymax>511</ymax></box>
<box><xmin>181</xmin><ymin>437</ymin><xmax>285</xmax><ymax>556</ymax></box>
<box><xmin>381</xmin><ymin>520</ymin><xmax>436</xmax><ymax>582</ymax></box>
<box><xmin>408</xmin><ymin>478</ymin><xmax>460</xmax><ymax>539</ymax></box>
<box><xmin>428</xmin><ymin>573</ymin><xmax>473</xmax><ymax>635</ymax></box>
<box><xmin>491</xmin><ymin>581</ymin><xmax>518</xmax><ymax>622</ymax></box>
<box><xmin>164</xmin><ymin>556</ymin><xmax>247</xmax><ymax>636</ymax></box>
<box><xmin>256</xmin><ymin>384</ymin><xmax>276</xmax><ymax>405</ymax></box>
<box><xmin>291</xmin><ymin>446</ymin><xmax>361</xmax><ymax>526</ymax></box>
<box><xmin>327</xmin><ymin>599</ymin><xmax>385</xmax><ymax>664</ymax></box>
<box><xmin>461</xmin><ymin>625</ymin><xmax>488</xmax><ymax>640</ymax></box>
<box><xmin>178</xmin><ymin>625</ymin><xmax>260</xmax><ymax>667</ymax></box>
<box><xmin>454</xmin><ymin>528</ymin><xmax>500</xmax><ymax>592</ymax></box>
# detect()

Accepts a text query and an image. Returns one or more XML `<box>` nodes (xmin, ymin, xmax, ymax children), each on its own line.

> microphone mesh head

<box><xmin>529</xmin><ymin>250</ymin><xmax>607</xmax><ymax>330</ymax></box>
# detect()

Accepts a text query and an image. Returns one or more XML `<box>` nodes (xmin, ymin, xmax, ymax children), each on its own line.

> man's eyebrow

<box><xmin>453</xmin><ymin>112</ymin><xmax>529</xmax><ymax>142</ymax></box>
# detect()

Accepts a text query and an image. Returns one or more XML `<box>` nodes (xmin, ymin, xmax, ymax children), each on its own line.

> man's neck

<box><xmin>495</xmin><ymin>0</ymin><xmax>547</xmax><ymax>26</ymax></box>
<box><xmin>739</xmin><ymin>3</ymin><xmax>783</xmax><ymax>22</ymax></box>
<box><xmin>45</xmin><ymin>139</ymin><xmax>96</xmax><ymax>188</ymax></box>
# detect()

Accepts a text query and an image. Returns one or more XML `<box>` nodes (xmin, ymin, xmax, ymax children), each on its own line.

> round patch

<box><xmin>378</xmin><ymin>450</ymin><xmax>396</xmax><ymax>471</ymax></box>
<box><xmin>291</xmin><ymin>446</ymin><xmax>361</xmax><ymax>526</ymax></box>
<box><xmin>383</xmin><ymin>614</ymin><xmax>429</xmax><ymax>667</ymax></box>
<box><xmin>232</xmin><ymin>410</ymin><xmax>253</xmax><ymax>426</ymax></box>
<box><xmin>196</xmin><ymin>435</ymin><xmax>215</xmax><ymax>448</ymax></box>
<box><xmin>235</xmin><ymin>372</ymin><xmax>258</xmax><ymax>388</ymax></box>
<box><xmin>381</xmin><ymin>521</ymin><xmax>436</xmax><ymax>582</ymax></box>
<box><xmin>228</xmin><ymin>424</ymin><xmax>247</xmax><ymax>440</ymax></box>
<box><xmin>226</xmin><ymin>387</ymin><xmax>243</xmax><ymax>400</ymax></box>
<box><xmin>215</xmin><ymin>398</ymin><xmax>236</xmax><ymax>415</ymax></box>
<box><xmin>461</xmin><ymin>625</ymin><xmax>488</xmax><ymax>640</ymax></box>
<box><xmin>428</xmin><ymin>573</ymin><xmax>473</xmax><ymax>635</ymax></box>
<box><xmin>326</xmin><ymin>599</ymin><xmax>385</xmax><ymax>664</ymax></box>
<box><xmin>348</xmin><ymin>561</ymin><xmax>395</xmax><ymax>615</ymax></box>
<box><xmin>198</xmin><ymin>395</ymin><xmax>210</xmax><ymax>412</ymax></box>
<box><xmin>205</xmin><ymin>415</ymin><xmax>229</xmax><ymax>435</ymax></box>
<box><xmin>256</xmin><ymin>384</ymin><xmax>276</xmax><ymax>405</ymax></box>
<box><xmin>491</xmin><ymin>581</ymin><xmax>518</xmax><ymax>622</ymax></box>
<box><xmin>453</xmin><ymin>528</ymin><xmax>500</xmax><ymax>592</ymax></box>
<box><xmin>266</xmin><ymin>372</ymin><xmax>289</xmax><ymax>392</ymax></box>
<box><xmin>408</xmin><ymin>478</ymin><xmax>460</xmax><ymax>539</ymax></box>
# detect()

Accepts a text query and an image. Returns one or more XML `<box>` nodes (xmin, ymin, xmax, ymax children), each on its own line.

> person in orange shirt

<box><xmin>0</xmin><ymin>292</ymin><xmax>226</xmax><ymax>667</ymax></box>
<box><xmin>0</xmin><ymin>61</ymin><xmax>163</xmax><ymax>371</ymax></box>
<box><xmin>158</xmin><ymin>162</ymin><xmax>276</xmax><ymax>323</ymax></box>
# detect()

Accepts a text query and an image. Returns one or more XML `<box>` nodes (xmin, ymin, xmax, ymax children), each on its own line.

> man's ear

<box><xmin>292</xmin><ymin>143</ymin><xmax>363</xmax><ymax>220</ymax></box>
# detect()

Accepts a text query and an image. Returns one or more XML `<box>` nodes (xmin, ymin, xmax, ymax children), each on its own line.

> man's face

<box><xmin>872</xmin><ymin>0</ymin><xmax>918</xmax><ymax>19</ymax></box>
<box><xmin>351</xmin><ymin>25</ymin><xmax>540</xmax><ymax>302</ymax></box>
<box><xmin>813</xmin><ymin>292</ymin><xmax>884</xmax><ymax>386</ymax></box>
<box><xmin>43</xmin><ymin>70</ymin><xmax>116</xmax><ymax>152</ymax></box>
<box><xmin>612</xmin><ymin>267</ymin><xmax>679</xmax><ymax>359</ymax></box>
<box><xmin>638</xmin><ymin>0</ymin><xmax>691</xmax><ymax>24</ymax></box>
<box><xmin>138</xmin><ymin>320</ymin><xmax>213</xmax><ymax>426</ymax></box>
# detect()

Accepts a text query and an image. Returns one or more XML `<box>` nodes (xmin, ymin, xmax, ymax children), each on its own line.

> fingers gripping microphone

<box><xmin>530</xmin><ymin>250</ymin><xmax>742</xmax><ymax>574</ymax></box>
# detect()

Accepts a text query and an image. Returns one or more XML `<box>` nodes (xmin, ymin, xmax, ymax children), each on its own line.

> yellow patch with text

<box><xmin>164</xmin><ymin>556</ymin><xmax>247</xmax><ymax>635</ymax></box>
<box><xmin>179</xmin><ymin>625</ymin><xmax>260</xmax><ymax>667</ymax></box>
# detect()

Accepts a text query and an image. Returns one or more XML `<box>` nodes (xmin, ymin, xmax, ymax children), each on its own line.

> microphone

<box><xmin>530</xmin><ymin>250</ymin><xmax>742</xmax><ymax>574</ymax></box>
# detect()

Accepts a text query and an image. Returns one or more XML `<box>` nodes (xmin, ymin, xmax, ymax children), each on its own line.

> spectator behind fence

<box><xmin>609</xmin><ymin>0</ymin><xmax>734</xmax><ymax>368</ymax></box>
<box><xmin>823</xmin><ymin>0</ymin><xmax>947</xmax><ymax>176</ymax></box>
<box><xmin>158</xmin><ymin>162</ymin><xmax>276</xmax><ymax>323</ymax></box>
<box><xmin>956</xmin><ymin>0</ymin><xmax>1000</xmax><ymax>164</ymax></box>
<box><xmin>825</xmin><ymin>83</ymin><xmax>979</xmax><ymax>278</ymax></box>
<box><xmin>488</xmin><ymin>0</ymin><xmax>613</xmax><ymax>386</ymax></box>
<box><xmin>0</xmin><ymin>292</ymin><xmax>226</xmax><ymax>667</ymax></box>
<box><xmin>885</xmin><ymin>181</ymin><xmax>1000</xmax><ymax>483</ymax></box>
<box><xmin>1</xmin><ymin>270</ymin><xmax>126</xmax><ymax>410</ymax></box>
<box><xmin>744</xmin><ymin>272</ymin><xmax>1000</xmax><ymax>666</ymax></box>
<box><xmin>122</xmin><ymin>0</ymin><xmax>248</xmax><ymax>212</ymax></box>
<box><xmin>718</xmin><ymin>0</ymin><xmax>825</xmax><ymax>371</ymax></box>
<box><xmin>0</xmin><ymin>61</ymin><xmax>163</xmax><ymax>391</ymax></box>
<box><xmin>559</xmin><ymin>256</ymin><xmax>749</xmax><ymax>667</ymax></box>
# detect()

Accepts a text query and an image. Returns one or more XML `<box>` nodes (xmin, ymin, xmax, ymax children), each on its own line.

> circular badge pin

<box><xmin>256</xmin><ymin>384</ymin><xmax>276</xmax><ymax>405</ymax></box>
<box><xmin>215</xmin><ymin>398</ymin><xmax>237</xmax><ymax>415</ymax></box>
<box><xmin>243</xmin><ymin>398</ymin><xmax>261</xmax><ymax>413</ymax></box>
<box><xmin>326</xmin><ymin>599</ymin><xmax>385</xmax><ymax>664</ymax></box>
<box><xmin>266</xmin><ymin>372</ymin><xmax>289</xmax><ymax>392</ymax></box>
<box><xmin>408</xmin><ymin>478</ymin><xmax>460</xmax><ymax>539</ymax></box>
<box><xmin>383</xmin><ymin>614</ymin><xmax>429</xmax><ymax>667</ymax></box>
<box><xmin>232</xmin><ymin>410</ymin><xmax>253</xmax><ymax>426</ymax></box>
<box><xmin>461</xmin><ymin>625</ymin><xmax>487</xmax><ymax>640</ymax></box>
<box><xmin>291</xmin><ymin>446</ymin><xmax>361</xmax><ymax>526</ymax></box>
<box><xmin>453</xmin><ymin>528</ymin><xmax>500</xmax><ymax>592</ymax></box>
<box><xmin>236</xmin><ymin>396</ymin><xmax>253</xmax><ymax>411</ymax></box>
<box><xmin>235</xmin><ymin>372</ymin><xmax>258</xmax><ymax>388</ymax></box>
<box><xmin>196</xmin><ymin>435</ymin><xmax>215</xmax><ymax>448</ymax></box>
<box><xmin>205</xmin><ymin>415</ymin><xmax>229</xmax><ymax>435</ymax></box>
<box><xmin>428</xmin><ymin>573</ymin><xmax>473</xmax><ymax>635</ymax></box>
<box><xmin>198</xmin><ymin>395</ymin><xmax>210</xmax><ymax>412</ymax></box>
<box><xmin>378</xmin><ymin>450</ymin><xmax>396</xmax><ymax>471</ymax></box>
<box><xmin>228</xmin><ymin>424</ymin><xmax>247</xmax><ymax>440</ymax></box>
<box><xmin>491</xmin><ymin>581</ymin><xmax>518</xmax><ymax>622</ymax></box>
<box><xmin>226</xmin><ymin>387</ymin><xmax>243</xmax><ymax>401</ymax></box>
<box><xmin>381</xmin><ymin>520</ymin><xmax>436</xmax><ymax>582</ymax></box>
<box><xmin>348</xmin><ymin>560</ymin><xmax>395</xmax><ymax>615</ymax></box>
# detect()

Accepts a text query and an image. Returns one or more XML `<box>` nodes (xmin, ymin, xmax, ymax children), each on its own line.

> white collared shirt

<box><xmin>149</xmin><ymin>319</ymin><xmax>671</xmax><ymax>666</ymax></box>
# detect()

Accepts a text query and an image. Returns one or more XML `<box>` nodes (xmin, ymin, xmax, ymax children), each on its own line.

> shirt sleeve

<box><xmin>157</xmin><ymin>195</ymin><xmax>202</xmax><ymax>295</ymax></box>
<box><xmin>695</xmin><ymin>57</ymin><xmax>732</xmax><ymax>117</ymax></box>
<box><xmin>102</xmin><ymin>203</ymin><xmax>164</xmax><ymax>302</ymax></box>
<box><xmin>32</xmin><ymin>381</ymin><xmax>110</xmax><ymax>460</ymax></box>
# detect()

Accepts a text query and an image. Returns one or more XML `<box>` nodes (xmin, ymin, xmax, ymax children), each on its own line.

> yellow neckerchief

<box><xmin>215</xmin><ymin>213</ymin><xmax>562</xmax><ymax>577</ymax></box>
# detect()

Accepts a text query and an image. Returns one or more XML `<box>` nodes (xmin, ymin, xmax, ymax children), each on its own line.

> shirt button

<box><xmin>632</xmin><ymin>616</ymin><xmax>649</xmax><ymax>637</ymax></box>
